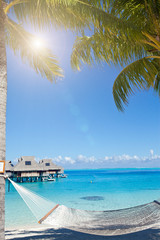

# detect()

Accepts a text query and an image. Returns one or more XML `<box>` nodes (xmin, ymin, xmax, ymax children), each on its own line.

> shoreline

<box><xmin>5</xmin><ymin>169</ymin><xmax>160</xmax><ymax>239</ymax></box>
<box><xmin>5</xmin><ymin>224</ymin><xmax>160</xmax><ymax>240</ymax></box>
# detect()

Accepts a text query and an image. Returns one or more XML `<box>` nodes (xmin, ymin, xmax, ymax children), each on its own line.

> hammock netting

<box><xmin>43</xmin><ymin>202</ymin><xmax>160</xmax><ymax>235</ymax></box>
<box><xmin>9</xmin><ymin>179</ymin><xmax>160</xmax><ymax>236</ymax></box>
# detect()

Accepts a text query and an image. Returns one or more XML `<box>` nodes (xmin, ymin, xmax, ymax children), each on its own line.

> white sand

<box><xmin>5</xmin><ymin>224</ymin><xmax>160</xmax><ymax>240</ymax></box>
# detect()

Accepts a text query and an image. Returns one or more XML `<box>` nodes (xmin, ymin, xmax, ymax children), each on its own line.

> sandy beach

<box><xmin>5</xmin><ymin>225</ymin><xmax>160</xmax><ymax>240</ymax></box>
<box><xmin>5</xmin><ymin>170</ymin><xmax>160</xmax><ymax>240</ymax></box>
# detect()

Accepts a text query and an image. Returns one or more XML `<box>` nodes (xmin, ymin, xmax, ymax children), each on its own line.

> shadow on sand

<box><xmin>5</xmin><ymin>227</ymin><xmax>160</xmax><ymax>240</ymax></box>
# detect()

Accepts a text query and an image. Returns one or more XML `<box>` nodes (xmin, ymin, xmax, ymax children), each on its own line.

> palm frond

<box><xmin>112</xmin><ymin>0</ymin><xmax>160</xmax><ymax>34</ymax></box>
<box><xmin>113</xmin><ymin>57</ymin><xmax>159</xmax><ymax>111</ymax></box>
<box><xmin>5</xmin><ymin>0</ymin><xmax>91</xmax><ymax>31</ymax></box>
<box><xmin>5</xmin><ymin>0</ymin><xmax>140</xmax><ymax>34</ymax></box>
<box><xmin>154</xmin><ymin>73</ymin><xmax>160</xmax><ymax>96</ymax></box>
<box><xmin>142</xmin><ymin>32</ymin><xmax>160</xmax><ymax>51</ymax></box>
<box><xmin>4</xmin><ymin>0</ymin><xmax>28</xmax><ymax>14</ymax></box>
<box><xmin>71</xmin><ymin>30</ymin><xmax>146</xmax><ymax>71</ymax></box>
<box><xmin>4</xmin><ymin>0</ymin><xmax>160</xmax><ymax>111</ymax></box>
<box><xmin>5</xmin><ymin>18</ymin><xmax>63</xmax><ymax>81</ymax></box>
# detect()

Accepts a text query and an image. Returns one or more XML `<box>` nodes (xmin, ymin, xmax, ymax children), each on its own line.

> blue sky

<box><xmin>6</xmin><ymin>28</ymin><xmax>160</xmax><ymax>169</ymax></box>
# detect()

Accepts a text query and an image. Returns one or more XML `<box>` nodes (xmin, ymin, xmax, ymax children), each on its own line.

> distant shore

<box><xmin>5</xmin><ymin>225</ymin><xmax>160</xmax><ymax>240</ymax></box>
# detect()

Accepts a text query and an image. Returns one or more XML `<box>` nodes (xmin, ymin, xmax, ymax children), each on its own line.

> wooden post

<box><xmin>8</xmin><ymin>180</ymin><xmax>10</xmax><ymax>192</ymax></box>
<box><xmin>38</xmin><ymin>204</ymin><xmax>59</xmax><ymax>224</ymax></box>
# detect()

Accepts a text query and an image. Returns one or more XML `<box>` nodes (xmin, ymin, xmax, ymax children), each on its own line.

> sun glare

<box><xmin>32</xmin><ymin>38</ymin><xmax>45</xmax><ymax>49</ymax></box>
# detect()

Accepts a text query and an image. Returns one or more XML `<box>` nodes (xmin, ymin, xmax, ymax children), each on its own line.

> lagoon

<box><xmin>5</xmin><ymin>168</ymin><xmax>160</xmax><ymax>228</ymax></box>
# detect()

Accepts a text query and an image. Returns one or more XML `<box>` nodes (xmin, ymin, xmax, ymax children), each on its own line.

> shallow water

<box><xmin>5</xmin><ymin>168</ymin><xmax>160</xmax><ymax>228</ymax></box>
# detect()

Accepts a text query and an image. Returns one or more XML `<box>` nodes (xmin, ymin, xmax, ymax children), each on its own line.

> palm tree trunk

<box><xmin>0</xmin><ymin>1</ymin><xmax>7</xmax><ymax>239</ymax></box>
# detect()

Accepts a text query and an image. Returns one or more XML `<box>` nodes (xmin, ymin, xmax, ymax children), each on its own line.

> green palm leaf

<box><xmin>4</xmin><ymin>0</ymin><xmax>160</xmax><ymax>110</ymax></box>
<box><xmin>5</xmin><ymin>0</ymin><xmax>96</xmax><ymax>31</ymax></box>
<box><xmin>71</xmin><ymin>30</ymin><xmax>145</xmax><ymax>71</ymax></box>
<box><xmin>70</xmin><ymin>0</ymin><xmax>160</xmax><ymax>111</ymax></box>
<box><xmin>5</xmin><ymin>0</ymin><xmax>138</xmax><ymax>32</ymax></box>
<box><xmin>5</xmin><ymin>18</ymin><xmax>63</xmax><ymax>81</ymax></box>
<box><xmin>113</xmin><ymin>57</ymin><xmax>159</xmax><ymax>111</ymax></box>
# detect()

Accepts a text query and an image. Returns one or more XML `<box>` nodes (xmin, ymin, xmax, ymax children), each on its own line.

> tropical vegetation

<box><xmin>0</xmin><ymin>0</ymin><xmax>110</xmax><ymax>239</ymax></box>
<box><xmin>71</xmin><ymin>0</ymin><xmax>160</xmax><ymax>111</ymax></box>
<box><xmin>1</xmin><ymin>1</ymin><xmax>160</xmax><ymax>239</ymax></box>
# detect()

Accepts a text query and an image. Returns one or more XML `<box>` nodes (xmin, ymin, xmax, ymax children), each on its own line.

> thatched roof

<box><xmin>39</xmin><ymin>159</ymin><xmax>63</xmax><ymax>172</ymax></box>
<box><xmin>5</xmin><ymin>161</ymin><xmax>14</xmax><ymax>172</ymax></box>
<box><xmin>14</xmin><ymin>156</ymin><xmax>43</xmax><ymax>172</ymax></box>
<box><xmin>5</xmin><ymin>156</ymin><xmax>64</xmax><ymax>173</ymax></box>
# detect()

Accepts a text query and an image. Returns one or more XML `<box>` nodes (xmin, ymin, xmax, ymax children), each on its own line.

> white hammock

<box><xmin>9</xmin><ymin>178</ymin><xmax>160</xmax><ymax>236</ymax></box>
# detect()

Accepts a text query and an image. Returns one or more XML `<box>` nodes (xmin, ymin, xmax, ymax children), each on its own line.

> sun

<box><xmin>32</xmin><ymin>38</ymin><xmax>45</xmax><ymax>49</ymax></box>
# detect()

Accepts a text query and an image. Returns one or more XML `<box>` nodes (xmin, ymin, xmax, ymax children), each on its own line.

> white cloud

<box><xmin>150</xmin><ymin>149</ymin><xmax>154</xmax><ymax>156</ymax></box>
<box><xmin>53</xmin><ymin>155</ymin><xmax>63</xmax><ymax>163</ymax></box>
<box><xmin>51</xmin><ymin>150</ymin><xmax>160</xmax><ymax>168</ymax></box>
<box><xmin>104</xmin><ymin>154</ymin><xmax>140</xmax><ymax>162</ymax></box>
<box><xmin>53</xmin><ymin>156</ymin><xmax>75</xmax><ymax>165</ymax></box>
<box><xmin>88</xmin><ymin>156</ymin><xmax>96</xmax><ymax>162</ymax></box>
<box><xmin>64</xmin><ymin>157</ymin><xmax>75</xmax><ymax>164</ymax></box>
<box><xmin>77</xmin><ymin>155</ymin><xmax>97</xmax><ymax>163</ymax></box>
<box><xmin>13</xmin><ymin>158</ymin><xmax>18</xmax><ymax>164</ymax></box>
<box><xmin>77</xmin><ymin>155</ymin><xmax>86</xmax><ymax>161</ymax></box>
<box><xmin>104</xmin><ymin>156</ymin><xmax>110</xmax><ymax>161</ymax></box>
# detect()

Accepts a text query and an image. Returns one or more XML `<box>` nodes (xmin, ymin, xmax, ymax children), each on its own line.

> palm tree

<box><xmin>71</xmin><ymin>0</ymin><xmax>160</xmax><ymax>111</ymax></box>
<box><xmin>0</xmin><ymin>0</ymin><xmax>111</xmax><ymax>238</ymax></box>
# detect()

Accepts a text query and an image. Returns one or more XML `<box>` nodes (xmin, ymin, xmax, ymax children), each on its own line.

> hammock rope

<box><xmin>9</xmin><ymin>178</ymin><xmax>160</xmax><ymax>236</ymax></box>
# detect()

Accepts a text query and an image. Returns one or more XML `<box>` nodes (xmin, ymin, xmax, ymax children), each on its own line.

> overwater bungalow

<box><xmin>5</xmin><ymin>156</ymin><xmax>64</xmax><ymax>182</ymax></box>
<box><xmin>39</xmin><ymin>159</ymin><xmax>64</xmax><ymax>177</ymax></box>
<box><xmin>5</xmin><ymin>161</ymin><xmax>14</xmax><ymax>177</ymax></box>
<box><xmin>14</xmin><ymin>156</ymin><xmax>43</xmax><ymax>178</ymax></box>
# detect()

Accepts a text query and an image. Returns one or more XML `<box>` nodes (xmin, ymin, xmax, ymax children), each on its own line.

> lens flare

<box><xmin>32</xmin><ymin>38</ymin><xmax>44</xmax><ymax>49</ymax></box>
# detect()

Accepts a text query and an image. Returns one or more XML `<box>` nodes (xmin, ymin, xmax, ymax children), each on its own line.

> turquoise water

<box><xmin>5</xmin><ymin>168</ymin><xmax>160</xmax><ymax>228</ymax></box>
